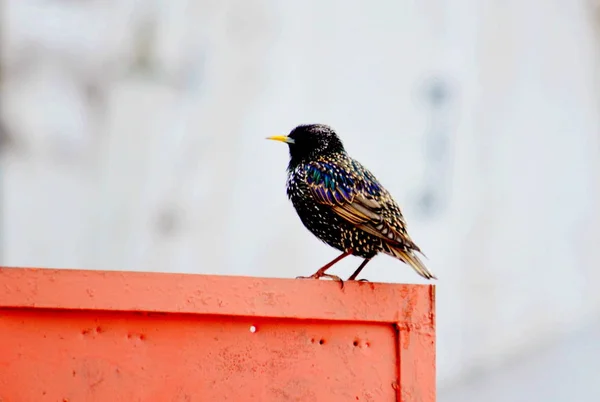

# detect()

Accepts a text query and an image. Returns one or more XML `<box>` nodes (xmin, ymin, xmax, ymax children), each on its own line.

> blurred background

<box><xmin>1</xmin><ymin>0</ymin><xmax>600</xmax><ymax>400</ymax></box>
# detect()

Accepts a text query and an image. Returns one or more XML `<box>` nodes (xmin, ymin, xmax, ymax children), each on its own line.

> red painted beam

<box><xmin>0</xmin><ymin>267</ymin><xmax>435</xmax><ymax>401</ymax></box>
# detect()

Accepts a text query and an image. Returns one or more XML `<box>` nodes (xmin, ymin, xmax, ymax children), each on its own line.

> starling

<box><xmin>267</xmin><ymin>124</ymin><xmax>437</xmax><ymax>283</ymax></box>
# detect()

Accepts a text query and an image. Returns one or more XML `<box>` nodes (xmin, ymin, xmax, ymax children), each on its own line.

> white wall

<box><xmin>2</xmin><ymin>0</ymin><xmax>599</xmax><ymax>394</ymax></box>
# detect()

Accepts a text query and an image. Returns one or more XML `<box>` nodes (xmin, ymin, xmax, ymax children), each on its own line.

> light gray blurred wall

<box><xmin>1</xmin><ymin>0</ymin><xmax>599</xmax><ymax>396</ymax></box>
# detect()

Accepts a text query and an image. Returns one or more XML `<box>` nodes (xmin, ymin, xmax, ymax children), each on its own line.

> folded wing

<box><xmin>304</xmin><ymin>160</ymin><xmax>417</xmax><ymax>249</ymax></box>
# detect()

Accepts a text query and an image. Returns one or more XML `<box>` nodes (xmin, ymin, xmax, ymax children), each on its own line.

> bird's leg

<box><xmin>347</xmin><ymin>258</ymin><xmax>373</xmax><ymax>281</ymax></box>
<box><xmin>296</xmin><ymin>251</ymin><xmax>351</xmax><ymax>286</ymax></box>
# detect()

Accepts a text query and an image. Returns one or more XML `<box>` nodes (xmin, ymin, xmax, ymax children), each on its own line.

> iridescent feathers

<box><xmin>275</xmin><ymin>123</ymin><xmax>437</xmax><ymax>280</ymax></box>
<box><xmin>303</xmin><ymin>158</ymin><xmax>412</xmax><ymax>247</ymax></box>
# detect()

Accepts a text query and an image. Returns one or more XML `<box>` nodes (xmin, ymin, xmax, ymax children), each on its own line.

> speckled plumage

<box><xmin>268</xmin><ymin>124</ymin><xmax>436</xmax><ymax>282</ymax></box>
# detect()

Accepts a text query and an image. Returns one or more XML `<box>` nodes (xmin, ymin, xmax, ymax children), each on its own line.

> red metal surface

<box><xmin>0</xmin><ymin>267</ymin><xmax>435</xmax><ymax>401</ymax></box>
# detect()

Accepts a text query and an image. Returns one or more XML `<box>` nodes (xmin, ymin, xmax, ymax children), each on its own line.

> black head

<box><xmin>267</xmin><ymin>124</ymin><xmax>346</xmax><ymax>170</ymax></box>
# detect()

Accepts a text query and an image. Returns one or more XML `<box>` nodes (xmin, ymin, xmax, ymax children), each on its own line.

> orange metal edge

<box><xmin>0</xmin><ymin>267</ymin><xmax>435</xmax><ymax>326</ymax></box>
<box><xmin>397</xmin><ymin>284</ymin><xmax>436</xmax><ymax>402</ymax></box>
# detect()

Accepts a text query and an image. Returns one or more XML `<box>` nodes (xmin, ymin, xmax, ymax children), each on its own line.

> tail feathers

<box><xmin>385</xmin><ymin>245</ymin><xmax>437</xmax><ymax>280</ymax></box>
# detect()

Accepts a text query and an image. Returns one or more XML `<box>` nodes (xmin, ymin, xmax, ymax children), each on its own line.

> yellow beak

<box><xmin>266</xmin><ymin>135</ymin><xmax>295</xmax><ymax>144</ymax></box>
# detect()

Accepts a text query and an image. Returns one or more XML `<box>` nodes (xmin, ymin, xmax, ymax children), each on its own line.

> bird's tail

<box><xmin>384</xmin><ymin>244</ymin><xmax>437</xmax><ymax>280</ymax></box>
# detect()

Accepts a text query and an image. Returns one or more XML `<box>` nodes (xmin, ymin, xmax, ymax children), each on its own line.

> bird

<box><xmin>267</xmin><ymin>124</ymin><xmax>437</xmax><ymax>284</ymax></box>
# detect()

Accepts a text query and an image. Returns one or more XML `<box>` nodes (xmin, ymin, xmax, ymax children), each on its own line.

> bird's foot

<box><xmin>296</xmin><ymin>273</ymin><xmax>344</xmax><ymax>289</ymax></box>
<box><xmin>345</xmin><ymin>275</ymin><xmax>369</xmax><ymax>282</ymax></box>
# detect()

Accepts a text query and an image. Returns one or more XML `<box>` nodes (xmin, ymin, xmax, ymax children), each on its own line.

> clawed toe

<box><xmin>295</xmin><ymin>273</ymin><xmax>344</xmax><ymax>289</ymax></box>
<box><xmin>321</xmin><ymin>273</ymin><xmax>344</xmax><ymax>289</ymax></box>
<box><xmin>346</xmin><ymin>275</ymin><xmax>369</xmax><ymax>282</ymax></box>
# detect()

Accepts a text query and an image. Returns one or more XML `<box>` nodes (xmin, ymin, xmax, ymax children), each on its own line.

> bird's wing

<box><xmin>304</xmin><ymin>160</ymin><xmax>418</xmax><ymax>250</ymax></box>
